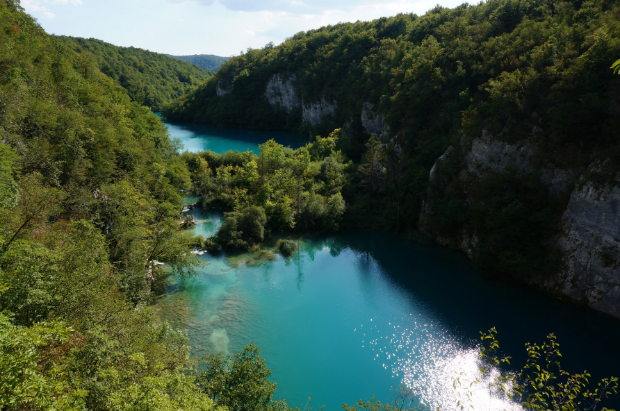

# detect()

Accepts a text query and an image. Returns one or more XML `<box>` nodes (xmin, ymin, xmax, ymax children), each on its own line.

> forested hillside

<box><xmin>167</xmin><ymin>53</ymin><xmax>229</xmax><ymax>71</ymax></box>
<box><xmin>59</xmin><ymin>36</ymin><xmax>212</xmax><ymax>111</ymax></box>
<box><xmin>163</xmin><ymin>0</ymin><xmax>620</xmax><ymax>316</ymax></box>
<box><xmin>0</xmin><ymin>1</ymin><xmax>221</xmax><ymax>408</ymax></box>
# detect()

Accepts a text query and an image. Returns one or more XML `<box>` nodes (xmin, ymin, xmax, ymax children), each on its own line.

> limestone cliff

<box><xmin>302</xmin><ymin>98</ymin><xmax>337</xmax><ymax>126</ymax></box>
<box><xmin>421</xmin><ymin>130</ymin><xmax>620</xmax><ymax>318</ymax></box>
<box><xmin>263</xmin><ymin>73</ymin><xmax>336</xmax><ymax>127</ymax></box>
<box><xmin>361</xmin><ymin>102</ymin><xmax>389</xmax><ymax>137</ymax></box>
<box><xmin>462</xmin><ymin>130</ymin><xmax>576</xmax><ymax>197</ymax></box>
<box><xmin>216</xmin><ymin>78</ymin><xmax>231</xmax><ymax>97</ymax></box>
<box><xmin>555</xmin><ymin>168</ymin><xmax>620</xmax><ymax>317</ymax></box>
<box><xmin>265</xmin><ymin>74</ymin><xmax>300</xmax><ymax>113</ymax></box>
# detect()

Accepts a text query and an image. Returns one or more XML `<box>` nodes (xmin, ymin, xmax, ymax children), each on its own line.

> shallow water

<box><xmin>159</xmin><ymin>115</ymin><xmax>306</xmax><ymax>154</ymax></box>
<box><xmin>157</xmin><ymin>208</ymin><xmax>620</xmax><ymax>410</ymax></box>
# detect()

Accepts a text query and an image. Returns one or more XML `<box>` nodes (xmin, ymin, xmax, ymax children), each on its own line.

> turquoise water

<box><xmin>157</xmin><ymin>118</ymin><xmax>620</xmax><ymax>409</ymax></box>
<box><xmin>159</xmin><ymin>115</ymin><xmax>306</xmax><ymax>154</ymax></box>
<box><xmin>158</xmin><ymin>209</ymin><xmax>620</xmax><ymax>410</ymax></box>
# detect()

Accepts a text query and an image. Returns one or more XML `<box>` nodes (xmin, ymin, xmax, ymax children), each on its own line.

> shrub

<box><xmin>275</xmin><ymin>239</ymin><xmax>297</xmax><ymax>257</ymax></box>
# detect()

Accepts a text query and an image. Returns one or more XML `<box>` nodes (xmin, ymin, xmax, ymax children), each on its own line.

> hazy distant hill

<box><xmin>58</xmin><ymin>36</ymin><xmax>213</xmax><ymax>111</ymax></box>
<box><xmin>167</xmin><ymin>54</ymin><xmax>229</xmax><ymax>72</ymax></box>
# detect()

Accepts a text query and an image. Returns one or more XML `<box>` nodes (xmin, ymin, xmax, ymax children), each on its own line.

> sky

<box><xmin>21</xmin><ymin>0</ymin><xmax>467</xmax><ymax>56</ymax></box>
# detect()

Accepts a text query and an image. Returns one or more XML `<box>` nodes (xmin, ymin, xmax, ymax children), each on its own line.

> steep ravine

<box><xmin>205</xmin><ymin>70</ymin><xmax>620</xmax><ymax>319</ymax></box>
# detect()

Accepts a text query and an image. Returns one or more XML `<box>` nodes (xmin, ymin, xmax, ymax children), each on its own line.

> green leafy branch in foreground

<box><xmin>476</xmin><ymin>329</ymin><xmax>618</xmax><ymax>411</ymax></box>
<box><xmin>195</xmin><ymin>343</ymin><xmax>297</xmax><ymax>411</ymax></box>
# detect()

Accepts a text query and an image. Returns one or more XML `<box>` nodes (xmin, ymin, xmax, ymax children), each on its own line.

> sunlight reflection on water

<box><xmin>359</xmin><ymin>316</ymin><xmax>521</xmax><ymax>411</ymax></box>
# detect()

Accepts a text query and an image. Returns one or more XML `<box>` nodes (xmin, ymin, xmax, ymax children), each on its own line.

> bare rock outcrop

<box><xmin>302</xmin><ymin>98</ymin><xmax>337</xmax><ymax>126</ymax></box>
<box><xmin>361</xmin><ymin>102</ymin><xmax>389</xmax><ymax>136</ymax></box>
<box><xmin>216</xmin><ymin>79</ymin><xmax>232</xmax><ymax>97</ymax></box>
<box><xmin>556</xmin><ymin>172</ymin><xmax>620</xmax><ymax>316</ymax></box>
<box><xmin>265</xmin><ymin>74</ymin><xmax>300</xmax><ymax>113</ymax></box>
<box><xmin>463</xmin><ymin>131</ymin><xmax>575</xmax><ymax>197</ymax></box>
<box><xmin>422</xmin><ymin>129</ymin><xmax>620</xmax><ymax>318</ymax></box>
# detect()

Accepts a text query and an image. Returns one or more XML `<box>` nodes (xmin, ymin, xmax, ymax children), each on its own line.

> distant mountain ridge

<box><xmin>167</xmin><ymin>54</ymin><xmax>229</xmax><ymax>72</ymax></box>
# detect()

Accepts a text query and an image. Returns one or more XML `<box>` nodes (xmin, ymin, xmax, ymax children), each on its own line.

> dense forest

<box><xmin>167</xmin><ymin>53</ymin><xmax>230</xmax><ymax>71</ymax></box>
<box><xmin>0</xmin><ymin>1</ymin><xmax>269</xmax><ymax>409</ymax></box>
<box><xmin>1</xmin><ymin>0</ymin><xmax>618</xmax><ymax>408</ymax></box>
<box><xmin>163</xmin><ymin>0</ymin><xmax>620</xmax><ymax>286</ymax></box>
<box><xmin>59</xmin><ymin>36</ymin><xmax>213</xmax><ymax>111</ymax></box>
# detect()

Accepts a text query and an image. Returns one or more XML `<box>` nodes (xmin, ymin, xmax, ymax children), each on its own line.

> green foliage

<box><xmin>0</xmin><ymin>144</ymin><xmax>17</xmax><ymax>209</ymax></box>
<box><xmin>59</xmin><ymin>36</ymin><xmax>212</xmax><ymax>111</ymax></box>
<box><xmin>612</xmin><ymin>59</ymin><xmax>620</xmax><ymax>74</ymax></box>
<box><xmin>424</xmin><ymin>169</ymin><xmax>562</xmax><ymax>280</ymax></box>
<box><xmin>183</xmin><ymin>132</ymin><xmax>350</xmax><ymax>249</ymax></box>
<box><xmin>196</xmin><ymin>343</ymin><xmax>292</xmax><ymax>411</ymax></box>
<box><xmin>163</xmin><ymin>0</ymin><xmax>620</xmax><ymax>274</ymax></box>
<box><xmin>478</xmin><ymin>328</ymin><xmax>619</xmax><ymax>411</ymax></box>
<box><xmin>275</xmin><ymin>239</ymin><xmax>297</xmax><ymax>257</ymax></box>
<box><xmin>0</xmin><ymin>3</ymin><xmax>212</xmax><ymax>409</ymax></box>
<box><xmin>342</xmin><ymin>387</ymin><xmax>421</xmax><ymax>411</ymax></box>
<box><xmin>217</xmin><ymin>205</ymin><xmax>268</xmax><ymax>249</ymax></box>
<box><xmin>166</xmin><ymin>54</ymin><xmax>230</xmax><ymax>72</ymax></box>
<box><xmin>0</xmin><ymin>312</ymin><xmax>86</xmax><ymax>410</ymax></box>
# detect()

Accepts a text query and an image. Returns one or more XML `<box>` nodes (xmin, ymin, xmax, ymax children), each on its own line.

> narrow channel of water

<box><xmin>158</xmin><ymin>118</ymin><xmax>620</xmax><ymax>410</ymax></box>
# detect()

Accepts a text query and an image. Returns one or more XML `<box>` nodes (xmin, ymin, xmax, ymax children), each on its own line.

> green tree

<box><xmin>195</xmin><ymin>343</ymin><xmax>291</xmax><ymax>411</ymax></box>
<box><xmin>358</xmin><ymin>134</ymin><xmax>385</xmax><ymax>212</ymax></box>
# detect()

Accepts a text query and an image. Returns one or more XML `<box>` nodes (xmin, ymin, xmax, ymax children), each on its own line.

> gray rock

<box><xmin>429</xmin><ymin>146</ymin><xmax>454</xmax><ymax>183</ymax></box>
<box><xmin>265</xmin><ymin>74</ymin><xmax>300</xmax><ymax>113</ymax></box>
<box><xmin>216</xmin><ymin>79</ymin><xmax>231</xmax><ymax>97</ymax></box>
<box><xmin>556</xmin><ymin>172</ymin><xmax>620</xmax><ymax>317</ymax></box>
<box><xmin>302</xmin><ymin>98</ymin><xmax>337</xmax><ymax>126</ymax></box>
<box><xmin>465</xmin><ymin>130</ymin><xmax>534</xmax><ymax>176</ymax></box>
<box><xmin>464</xmin><ymin>130</ymin><xmax>575</xmax><ymax>197</ymax></box>
<box><xmin>361</xmin><ymin>102</ymin><xmax>390</xmax><ymax>136</ymax></box>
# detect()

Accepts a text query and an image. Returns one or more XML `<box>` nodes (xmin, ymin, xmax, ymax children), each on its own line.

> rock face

<box><xmin>302</xmin><ymin>98</ymin><xmax>337</xmax><ymax>126</ymax></box>
<box><xmin>422</xmin><ymin>129</ymin><xmax>620</xmax><ymax>318</ymax></box>
<box><xmin>429</xmin><ymin>146</ymin><xmax>454</xmax><ymax>183</ymax></box>
<box><xmin>361</xmin><ymin>102</ymin><xmax>389</xmax><ymax>136</ymax></box>
<box><xmin>216</xmin><ymin>79</ymin><xmax>231</xmax><ymax>97</ymax></box>
<box><xmin>556</xmin><ymin>176</ymin><xmax>620</xmax><ymax>317</ymax></box>
<box><xmin>265</xmin><ymin>74</ymin><xmax>300</xmax><ymax>113</ymax></box>
<box><xmin>465</xmin><ymin>131</ymin><xmax>534</xmax><ymax>176</ymax></box>
<box><xmin>463</xmin><ymin>131</ymin><xmax>575</xmax><ymax>197</ymax></box>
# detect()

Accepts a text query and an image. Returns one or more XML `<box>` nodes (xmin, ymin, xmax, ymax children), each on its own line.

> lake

<box><xmin>159</xmin><ymin>114</ymin><xmax>306</xmax><ymax>154</ymax></box>
<box><xmin>158</xmin><ymin>119</ymin><xmax>620</xmax><ymax>410</ymax></box>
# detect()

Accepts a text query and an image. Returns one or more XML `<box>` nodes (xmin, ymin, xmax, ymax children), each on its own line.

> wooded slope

<box><xmin>59</xmin><ymin>35</ymin><xmax>213</xmax><ymax>111</ymax></box>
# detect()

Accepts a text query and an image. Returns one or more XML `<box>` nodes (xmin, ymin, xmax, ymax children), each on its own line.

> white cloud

<box><xmin>22</xmin><ymin>0</ymin><xmax>82</xmax><ymax>20</ymax></box>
